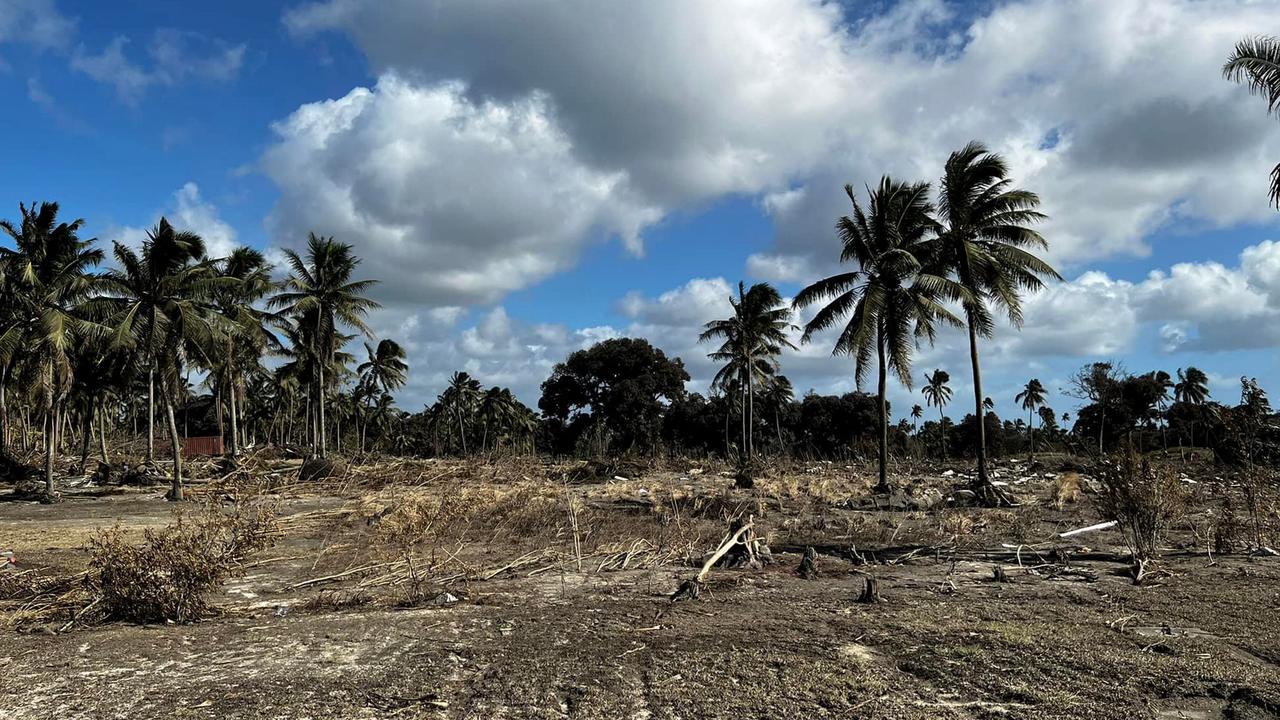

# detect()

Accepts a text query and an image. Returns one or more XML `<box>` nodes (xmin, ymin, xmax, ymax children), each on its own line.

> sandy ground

<box><xmin>1</xmin><ymin>456</ymin><xmax>1278</xmax><ymax>720</ymax></box>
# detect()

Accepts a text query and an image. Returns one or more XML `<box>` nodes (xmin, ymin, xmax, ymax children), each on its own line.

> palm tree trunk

<box><xmin>775</xmin><ymin>407</ymin><xmax>784</xmax><ymax>456</ymax></box>
<box><xmin>746</xmin><ymin>363</ymin><xmax>755</xmax><ymax>460</ymax></box>
<box><xmin>165</xmin><ymin>397</ymin><xmax>183</xmax><ymax>501</ymax></box>
<box><xmin>43</xmin><ymin>405</ymin><xmax>56</xmax><ymax>501</ymax></box>
<box><xmin>1028</xmin><ymin>407</ymin><xmax>1035</xmax><ymax>462</ymax></box>
<box><xmin>938</xmin><ymin>406</ymin><xmax>947</xmax><ymax>460</ymax></box>
<box><xmin>228</xmin><ymin>383</ymin><xmax>240</xmax><ymax>457</ymax></box>
<box><xmin>966</xmin><ymin>321</ymin><xmax>990</xmax><ymax>486</ymax></box>
<box><xmin>455</xmin><ymin>406</ymin><xmax>467</xmax><ymax>455</ymax></box>
<box><xmin>147</xmin><ymin>364</ymin><xmax>156</xmax><ymax>464</ymax></box>
<box><xmin>0</xmin><ymin>363</ymin><xmax>8</xmax><ymax>454</ymax></box>
<box><xmin>78</xmin><ymin>400</ymin><xmax>95</xmax><ymax>475</ymax></box>
<box><xmin>875</xmin><ymin>332</ymin><xmax>889</xmax><ymax>493</ymax></box>
<box><xmin>98</xmin><ymin>400</ymin><xmax>108</xmax><ymax>464</ymax></box>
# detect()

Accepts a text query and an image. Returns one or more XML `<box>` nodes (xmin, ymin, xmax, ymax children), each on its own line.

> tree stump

<box><xmin>798</xmin><ymin>546</ymin><xmax>818</xmax><ymax>580</ymax></box>
<box><xmin>857</xmin><ymin>575</ymin><xmax>881</xmax><ymax>603</ymax></box>
<box><xmin>992</xmin><ymin>565</ymin><xmax>1008</xmax><ymax>583</ymax></box>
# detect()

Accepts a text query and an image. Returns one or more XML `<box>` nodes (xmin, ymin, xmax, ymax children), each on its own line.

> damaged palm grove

<box><xmin>4</xmin><ymin>71</ymin><xmax>1280</xmax><ymax>714</ymax></box>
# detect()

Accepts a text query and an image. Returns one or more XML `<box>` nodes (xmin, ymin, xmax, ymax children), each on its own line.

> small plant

<box><xmin>1096</xmin><ymin>448</ymin><xmax>1184</xmax><ymax>583</ymax></box>
<box><xmin>89</xmin><ymin>501</ymin><xmax>278</xmax><ymax>623</ymax></box>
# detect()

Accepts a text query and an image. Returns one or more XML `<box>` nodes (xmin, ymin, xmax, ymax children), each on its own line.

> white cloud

<box><xmin>0</xmin><ymin>0</ymin><xmax>75</xmax><ymax>53</ymax></box>
<box><xmin>110</xmin><ymin>183</ymin><xmax>239</xmax><ymax>259</ymax></box>
<box><xmin>261</xmin><ymin>75</ymin><xmax>662</xmax><ymax>308</ymax></box>
<box><xmin>71</xmin><ymin>29</ymin><xmax>245</xmax><ymax>104</ymax></box>
<box><xmin>272</xmin><ymin>0</ymin><xmax>1280</xmax><ymax>410</ymax></box>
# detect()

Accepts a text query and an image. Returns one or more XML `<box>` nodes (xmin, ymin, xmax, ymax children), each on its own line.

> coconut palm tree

<box><xmin>929</xmin><ymin>141</ymin><xmax>1060</xmax><ymax>502</ymax></box>
<box><xmin>438</xmin><ymin>371</ymin><xmax>482</xmax><ymax>455</ymax></box>
<box><xmin>212</xmin><ymin>247</ymin><xmax>280</xmax><ymax>456</ymax></box>
<box><xmin>700</xmin><ymin>281</ymin><xmax>795</xmax><ymax>482</ymax></box>
<box><xmin>271</xmin><ymin>234</ymin><xmax>380</xmax><ymax>458</ymax></box>
<box><xmin>1224</xmin><ymin>35</ymin><xmax>1280</xmax><ymax>207</ymax></box>
<box><xmin>356</xmin><ymin>339</ymin><xmax>407</xmax><ymax>452</ymax></box>
<box><xmin>760</xmin><ymin>374</ymin><xmax>795</xmax><ymax>454</ymax></box>
<box><xmin>98</xmin><ymin>219</ymin><xmax>208</xmax><ymax>464</ymax></box>
<box><xmin>1015</xmin><ymin>378</ymin><xmax>1047</xmax><ymax>461</ymax></box>
<box><xmin>1174</xmin><ymin>366</ymin><xmax>1211</xmax><ymax>450</ymax></box>
<box><xmin>0</xmin><ymin>202</ymin><xmax>105</xmax><ymax>500</ymax></box>
<box><xmin>909</xmin><ymin>404</ymin><xmax>923</xmax><ymax>433</ymax></box>
<box><xmin>795</xmin><ymin>178</ymin><xmax>965</xmax><ymax>492</ymax></box>
<box><xmin>921</xmin><ymin>369</ymin><xmax>953</xmax><ymax>458</ymax></box>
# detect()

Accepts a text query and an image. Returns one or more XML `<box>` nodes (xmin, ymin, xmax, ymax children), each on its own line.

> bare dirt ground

<box><xmin>1</xmin><ymin>454</ymin><xmax>1278</xmax><ymax>719</ymax></box>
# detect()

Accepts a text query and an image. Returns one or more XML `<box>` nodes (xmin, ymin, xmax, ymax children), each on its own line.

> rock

<box><xmin>431</xmin><ymin>592</ymin><xmax>459</xmax><ymax>606</ymax></box>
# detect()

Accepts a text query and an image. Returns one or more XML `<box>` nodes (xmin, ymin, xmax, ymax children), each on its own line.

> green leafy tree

<box><xmin>794</xmin><ymin>179</ymin><xmax>964</xmax><ymax>492</ymax></box>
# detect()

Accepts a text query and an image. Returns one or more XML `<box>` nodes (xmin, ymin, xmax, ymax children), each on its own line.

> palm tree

<box><xmin>271</xmin><ymin>234</ymin><xmax>380</xmax><ymax>458</ymax></box>
<box><xmin>1224</xmin><ymin>35</ymin><xmax>1280</xmax><ymax>207</ymax></box>
<box><xmin>98</xmin><ymin>219</ymin><xmax>207</xmax><ymax>464</ymax></box>
<box><xmin>700</xmin><ymin>281</ymin><xmax>795</xmax><ymax>482</ymax></box>
<box><xmin>0</xmin><ymin>202</ymin><xmax>105</xmax><ymax>500</ymax></box>
<box><xmin>909</xmin><ymin>404</ymin><xmax>923</xmax><ymax>433</ymax></box>
<box><xmin>929</xmin><ymin>141</ymin><xmax>1060</xmax><ymax>501</ymax></box>
<box><xmin>921</xmin><ymin>369</ymin><xmax>953</xmax><ymax>458</ymax></box>
<box><xmin>1174</xmin><ymin>367</ymin><xmax>1211</xmax><ymax>450</ymax></box>
<box><xmin>212</xmin><ymin>247</ymin><xmax>279</xmax><ymax>457</ymax></box>
<box><xmin>795</xmin><ymin>178</ymin><xmax>965</xmax><ymax>493</ymax></box>
<box><xmin>1015</xmin><ymin>378</ymin><xmax>1047</xmax><ymax>461</ymax></box>
<box><xmin>356</xmin><ymin>339</ymin><xmax>407</xmax><ymax>452</ymax></box>
<box><xmin>760</xmin><ymin>374</ymin><xmax>795</xmax><ymax>454</ymax></box>
<box><xmin>438</xmin><ymin>371</ymin><xmax>482</xmax><ymax>455</ymax></box>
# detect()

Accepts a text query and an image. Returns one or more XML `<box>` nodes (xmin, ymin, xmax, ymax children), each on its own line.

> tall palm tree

<box><xmin>921</xmin><ymin>369</ymin><xmax>953</xmax><ymax>458</ymax></box>
<box><xmin>909</xmin><ymin>404</ymin><xmax>923</xmax><ymax>433</ymax></box>
<box><xmin>929</xmin><ymin>141</ymin><xmax>1060</xmax><ymax>501</ymax></box>
<box><xmin>98</xmin><ymin>219</ymin><xmax>207</xmax><ymax>464</ymax></box>
<box><xmin>1015</xmin><ymin>378</ymin><xmax>1047</xmax><ymax>461</ymax></box>
<box><xmin>212</xmin><ymin>247</ymin><xmax>280</xmax><ymax>457</ymax></box>
<box><xmin>795</xmin><ymin>178</ymin><xmax>965</xmax><ymax>492</ymax></box>
<box><xmin>0</xmin><ymin>202</ymin><xmax>105</xmax><ymax>500</ymax></box>
<box><xmin>1224</xmin><ymin>35</ymin><xmax>1280</xmax><ymax>207</ymax></box>
<box><xmin>271</xmin><ymin>234</ymin><xmax>380</xmax><ymax>458</ymax></box>
<box><xmin>100</xmin><ymin>221</ymin><xmax>226</xmax><ymax>499</ymax></box>
<box><xmin>700</xmin><ymin>281</ymin><xmax>795</xmax><ymax>481</ymax></box>
<box><xmin>357</xmin><ymin>339</ymin><xmax>407</xmax><ymax>451</ymax></box>
<box><xmin>1174</xmin><ymin>367</ymin><xmax>1211</xmax><ymax>449</ymax></box>
<box><xmin>438</xmin><ymin>371</ymin><xmax>482</xmax><ymax>455</ymax></box>
<box><xmin>760</xmin><ymin>374</ymin><xmax>795</xmax><ymax>454</ymax></box>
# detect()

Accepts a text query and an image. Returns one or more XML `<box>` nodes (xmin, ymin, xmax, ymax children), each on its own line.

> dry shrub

<box><xmin>88</xmin><ymin>501</ymin><xmax>278</xmax><ymax>623</ymax></box>
<box><xmin>1213</xmin><ymin>500</ymin><xmax>1246</xmax><ymax>555</ymax></box>
<box><xmin>1241</xmin><ymin>467</ymin><xmax>1280</xmax><ymax>550</ymax></box>
<box><xmin>1096</xmin><ymin>449</ymin><xmax>1184</xmax><ymax>580</ymax></box>
<box><xmin>1052</xmin><ymin>472</ymin><xmax>1083</xmax><ymax>509</ymax></box>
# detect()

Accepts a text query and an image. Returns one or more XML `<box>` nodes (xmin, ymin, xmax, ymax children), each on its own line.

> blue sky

<box><xmin>3</xmin><ymin>0</ymin><xmax>1280</xmax><ymax>423</ymax></box>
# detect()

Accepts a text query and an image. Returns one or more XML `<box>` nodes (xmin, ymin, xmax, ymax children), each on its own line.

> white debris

<box><xmin>1058</xmin><ymin>520</ymin><xmax>1119</xmax><ymax>538</ymax></box>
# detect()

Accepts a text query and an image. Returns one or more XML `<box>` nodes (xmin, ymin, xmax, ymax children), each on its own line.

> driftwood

<box><xmin>671</xmin><ymin>517</ymin><xmax>758</xmax><ymax>601</ymax></box>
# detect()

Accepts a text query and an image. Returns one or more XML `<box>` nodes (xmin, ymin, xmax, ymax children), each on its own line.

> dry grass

<box><xmin>1053</xmin><ymin>472</ymin><xmax>1083</xmax><ymax>509</ymax></box>
<box><xmin>88</xmin><ymin>500</ymin><xmax>279</xmax><ymax>623</ymax></box>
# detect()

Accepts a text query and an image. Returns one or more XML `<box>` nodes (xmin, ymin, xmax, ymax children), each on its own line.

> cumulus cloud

<box><xmin>71</xmin><ymin>29</ymin><xmax>245</xmax><ymax>104</ymax></box>
<box><xmin>261</xmin><ymin>75</ymin><xmax>661</xmax><ymax>307</ymax></box>
<box><xmin>110</xmin><ymin>183</ymin><xmax>240</xmax><ymax>260</ymax></box>
<box><xmin>270</xmin><ymin>0</ymin><xmax>1280</xmax><ymax>409</ymax></box>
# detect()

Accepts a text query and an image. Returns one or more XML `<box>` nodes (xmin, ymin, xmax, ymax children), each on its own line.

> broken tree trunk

<box><xmin>671</xmin><ymin>517</ymin><xmax>758</xmax><ymax>601</ymax></box>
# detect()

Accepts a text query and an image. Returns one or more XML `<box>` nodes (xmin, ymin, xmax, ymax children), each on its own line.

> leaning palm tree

<box><xmin>271</xmin><ymin>234</ymin><xmax>380</xmax><ymax>458</ymax></box>
<box><xmin>1224</xmin><ymin>35</ymin><xmax>1280</xmax><ymax>207</ymax></box>
<box><xmin>795</xmin><ymin>178</ymin><xmax>965</xmax><ymax>493</ymax></box>
<box><xmin>921</xmin><ymin>369</ymin><xmax>953</xmax><ymax>459</ymax></box>
<box><xmin>700</xmin><ymin>281</ymin><xmax>795</xmax><ymax>484</ymax></box>
<box><xmin>1015</xmin><ymin>378</ymin><xmax>1047</xmax><ymax>461</ymax></box>
<box><xmin>0</xmin><ymin>202</ymin><xmax>105</xmax><ymax>501</ymax></box>
<box><xmin>929</xmin><ymin>141</ymin><xmax>1060</xmax><ymax>503</ymax></box>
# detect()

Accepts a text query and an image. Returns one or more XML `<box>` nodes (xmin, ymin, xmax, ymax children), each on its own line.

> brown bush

<box><xmin>1096</xmin><ymin>449</ymin><xmax>1184</xmax><ymax>580</ymax></box>
<box><xmin>88</xmin><ymin>501</ymin><xmax>278</xmax><ymax>623</ymax></box>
